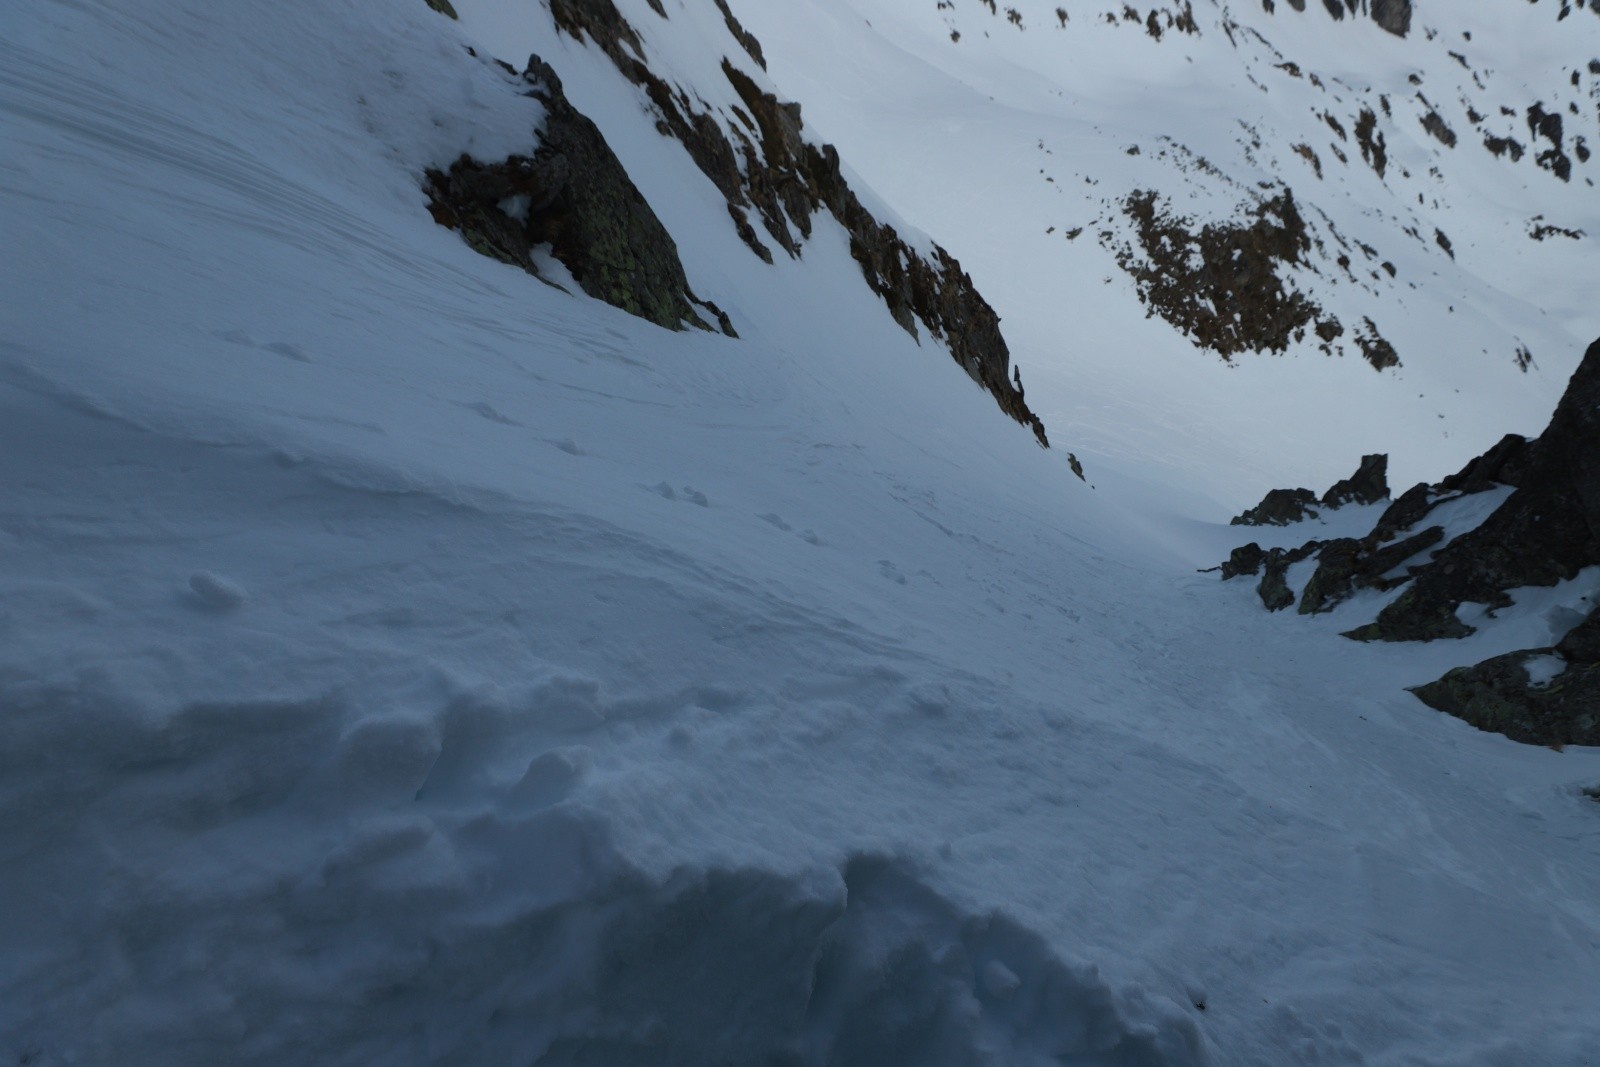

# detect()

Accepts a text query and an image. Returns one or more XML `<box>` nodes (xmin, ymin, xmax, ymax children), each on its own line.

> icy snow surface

<box><xmin>3</xmin><ymin>1</ymin><xmax>1600</xmax><ymax>1065</ymax></box>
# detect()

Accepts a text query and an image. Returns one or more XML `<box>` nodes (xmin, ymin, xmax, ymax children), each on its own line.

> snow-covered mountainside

<box><xmin>3</xmin><ymin>1</ymin><xmax>1599</xmax><ymax>1065</ymax></box>
<box><xmin>737</xmin><ymin>0</ymin><xmax>1600</xmax><ymax>494</ymax></box>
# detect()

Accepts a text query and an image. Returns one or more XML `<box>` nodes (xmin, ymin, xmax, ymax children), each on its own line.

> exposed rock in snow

<box><xmin>423</xmin><ymin>56</ymin><xmax>735</xmax><ymax>336</ymax></box>
<box><xmin>1270</xmin><ymin>0</ymin><xmax>1410</xmax><ymax>37</ymax></box>
<box><xmin>1294</xmin><ymin>524</ymin><xmax>1442</xmax><ymax>615</ymax></box>
<box><xmin>1231</xmin><ymin>487</ymin><xmax>1320</xmax><ymax>527</ymax></box>
<box><xmin>7</xmin><ymin>0</ymin><xmax>1600</xmax><ymax>1061</ymax></box>
<box><xmin>1369</xmin><ymin>0</ymin><xmax>1412</xmax><ymax>38</ymax></box>
<box><xmin>1257</xmin><ymin>540</ymin><xmax>1320</xmax><ymax>611</ymax></box>
<box><xmin>1113</xmin><ymin>188</ymin><xmax>1322</xmax><ymax>361</ymax></box>
<box><xmin>1411</xmin><ymin>606</ymin><xmax>1600</xmax><ymax>747</ymax></box>
<box><xmin>1321</xmin><ymin>453</ymin><xmax>1389</xmax><ymax>508</ymax></box>
<box><xmin>1230</xmin><ymin>453</ymin><xmax>1389</xmax><ymax>526</ymax></box>
<box><xmin>1348</xmin><ymin>337</ymin><xmax>1600</xmax><ymax>642</ymax></box>
<box><xmin>1110</xmin><ymin>187</ymin><xmax>1405</xmax><ymax>370</ymax></box>
<box><xmin>1219</xmin><ymin>337</ymin><xmax>1600</xmax><ymax>742</ymax></box>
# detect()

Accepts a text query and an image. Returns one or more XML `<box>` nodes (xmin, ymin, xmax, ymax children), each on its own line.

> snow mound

<box><xmin>1</xmin><ymin>666</ymin><xmax>1199</xmax><ymax>1067</ymax></box>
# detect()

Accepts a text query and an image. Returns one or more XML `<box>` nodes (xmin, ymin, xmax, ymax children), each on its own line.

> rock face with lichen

<box><xmin>423</xmin><ymin>58</ymin><xmax>734</xmax><ymax>337</ymax></box>
<box><xmin>547</xmin><ymin>0</ymin><xmax>1049</xmax><ymax>447</ymax></box>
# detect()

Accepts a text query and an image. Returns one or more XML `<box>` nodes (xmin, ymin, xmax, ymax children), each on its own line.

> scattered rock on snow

<box><xmin>1114</xmin><ymin>188</ymin><xmax>1318</xmax><ymax>360</ymax></box>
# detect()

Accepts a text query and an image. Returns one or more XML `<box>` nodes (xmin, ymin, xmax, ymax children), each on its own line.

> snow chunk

<box><xmin>187</xmin><ymin>570</ymin><xmax>247</xmax><ymax>610</ymax></box>
<box><xmin>979</xmin><ymin>958</ymin><xmax>1023</xmax><ymax>999</ymax></box>
<box><xmin>1523</xmin><ymin>654</ymin><xmax>1566</xmax><ymax>688</ymax></box>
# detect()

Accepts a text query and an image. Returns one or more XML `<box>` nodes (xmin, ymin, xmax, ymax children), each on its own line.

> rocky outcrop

<box><xmin>1217</xmin><ymin>337</ymin><xmax>1600</xmax><ymax>747</ymax></box>
<box><xmin>1220</xmin><ymin>542</ymin><xmax>1268</xmax><ymax>580</ymax></box>
<box><xmin>1230</xmin><ymin>453</ymin><xmax>1389</xmax><ymax>526</ymax></box>
<box><xmin>1231</xmin><ymin>488</ymin><xmax>1320</xmax><ymax>527</ymax></box>
<box><xmin>1420</xmin><ymin>110</ymin><xmax>1457</xmax><ymax>148</ymax></box>
<box><xmin>1216</xmin><ymin>540</ymin><xmax>1323</xmax><ymax>611</ymax></box>
<box><xmin>1368</xmin><ymin>0</ymin><xmax>1412</xmax><ymax>38</ymax></box>
<box><xmin>1226</xmin><ymin>340</ymin><xmax>1600</xmax><ymax>643</ymax></box>
<box><xmin>1410</xmin><ymin>606</ymin><xmax>1600</xmax><ymax>747</ymax></box>
<box><xmin>1435</xmin><ymin>433</ymin><xmax>1535</xmax><ymax>495</ymax></box>
<box><xmin>1220</xmin><ymin>456</ymin><xmax>1435</xmax><ymax>615</ymax></box>
<box><xmin>1527</xmin><ymin>103</ymin><xmax>1573</xmax><ymax>183</ymax></box>
<box><xmin>711</xmin><ymin>0</ymin><xmax>766</xmax><ymax>70</ymax></box>
<box><xmin>423</xmin><ymin>58</ymin><xmax>733</xmax><ymax>336</ymax></box>
<box><xmin>548</xmin><ymin>0</ymin><xmax>1048</xmax><ymax>446</ymax></box>
<box><xmin>1353</xmin><ymin>318</ymin><xmax>1400</xmax><ymax>371</ymax></box>
<box><xmin>1295</xmin><ymin>524</ymin><xmax>1443</xmax><ymax>615</ymax></box>
<box><xmin>1322</xmin><ymin>453</ymin><xmax>1389</xmax><ymax>507</ymax></box>
<box><xmin>1347</xmin><ymin>338</ymin><xmax>1600</xmax><ymax>642</ymax></box>
<box><xmin>1354</xmin><ymin>108</ymin><xmax>1387</xmax><ymax>178</ymax></box>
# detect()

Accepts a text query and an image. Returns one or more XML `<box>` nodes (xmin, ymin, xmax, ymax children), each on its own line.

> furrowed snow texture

<box><xmin>4</xmin><ymin>661</ymin><xmax>1202</xmax><ymax>1066</ymax></box>
<box><xmin>2</xmin><ymin>707</ymin><xmax>1198</xmax><ymax>1066</ymax></box>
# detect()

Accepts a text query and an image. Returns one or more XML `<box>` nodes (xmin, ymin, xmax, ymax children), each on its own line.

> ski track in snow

<box><xmin>3</xmin><ymin>1</ymin><xmax>1600</xmax><ymax>1065</ymax></box>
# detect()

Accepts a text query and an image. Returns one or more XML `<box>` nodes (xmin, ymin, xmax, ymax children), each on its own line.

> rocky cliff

<box><xmin>546</xmin><ymin>0</ymin><xmax>1050</xmax><ymax>447</ymax></box>
<box><xmin>1219</xmin><ymin>336</ymin><xmax>1600</xmax><ymax>745</ymax></box>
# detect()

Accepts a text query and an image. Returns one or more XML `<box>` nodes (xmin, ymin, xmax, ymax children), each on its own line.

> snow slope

<box><xmin>3</xmin><ymin>0</ymin><xmax>1600</xmax><ymax>1064</ymax></box>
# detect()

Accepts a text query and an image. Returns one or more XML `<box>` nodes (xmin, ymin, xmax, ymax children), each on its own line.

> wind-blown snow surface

<box><xmin>2</xmin><ymin>1</ymin><xmax>1599</xmax><ymax>1064</ymax></box>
